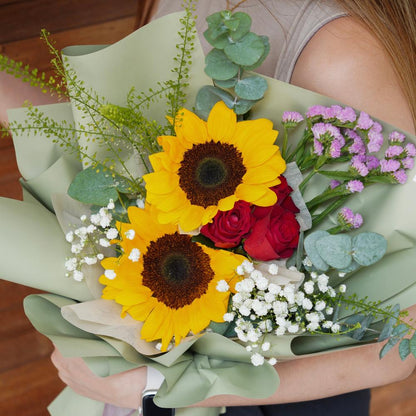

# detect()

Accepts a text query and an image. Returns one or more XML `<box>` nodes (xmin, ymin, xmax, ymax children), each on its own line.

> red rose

<box><xmin>244</xmin><ymin>177</ymin><xmax>300</xmax><ymax>261</ymax></box>
<box><xmin>200</xmin><ymin>201</ymin><xmax>253</xmax><ymax>248</ymax></box>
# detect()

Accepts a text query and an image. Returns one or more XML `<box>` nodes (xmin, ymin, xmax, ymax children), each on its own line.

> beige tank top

<box><xmin>153</xmin><ymin>0</ymin><xmax>346</xmax><ymax>82</ymax></box>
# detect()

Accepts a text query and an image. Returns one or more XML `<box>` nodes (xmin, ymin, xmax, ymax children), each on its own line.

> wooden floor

<box><xmin>0</xmin><ymin>1</ymin><xmax>415</xmax><ymax>415</ymax></box>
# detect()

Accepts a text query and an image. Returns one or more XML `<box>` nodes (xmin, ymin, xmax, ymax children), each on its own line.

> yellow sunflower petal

<box><xmin>179</xmin><ymin>204</ymin><xmax>206</xmax><ymax>232</ymax></box>
<box><xmin>149</xmin><ymin>152</ymin><xmax>179</xmax><ymax>173</ymax></box>
<box><xmin>233</xmin><ymin>119</ymin><xmax>277</xmax><ymax>150</ymax></box>
<box><xmin>175</xmin><ymin>108</ymin><xmax>209</xmax><ymax>145</ymax></box>
<box><xmin>251</xmin><ymin>187</ymin><xmax>279</xmax><ymax>206</ymax></box>
<box><xmin>158</xmin><ymin>135</ymin><xmax>187</xmax><ymax>162</ymax></box>
<box><xmin>143</xmin><ymin>171</ymin><xmax>179</xmax><ymax>194</ymax></box>
<box><xmin>235</xmin><ymin>183</ymin><xmax>271</xmax><ymax>204</ymax></box>
<box><xmin>207</xmin><ymin>101</ymin><xmax>237</xmax><ymax>143</ymax></box>
<box><xmin>243</xmin><ymin>164</ymin><xmax>284</xmax><ymax>185</ymax></box>
<box><xmin>141</xmin><ymin>302</ymin><xmax>168</xmax><ymax>341</ymax></box>
<box><xmin>127</xmin><ymin>298</ymin><xmax>157</xmax><ymax>321</ymax></box>
<box><xmin>217</xmin><ymin>194</ymin><xmax>238</xmax><ymax>211</ymax></box>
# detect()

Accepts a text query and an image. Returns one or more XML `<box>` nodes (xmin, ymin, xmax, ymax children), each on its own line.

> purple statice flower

<box><xmin>351</xmin><ymin>155</ymin><xmax>369</xmax><ymax>176</ymax></box>
<box><xmin>312</xmin><ymin>123</ymin><xmax>343</xmax><ymax>141</ymax></box>
<box><xmin>306</xmin><ymin>105</ymin><xmax>327</xmax><ymax>119</ymax></box>
<box><xmin>338</xmin><ymin>207</ymin><xmax>363</xmax><ymax>230</ymax></box>
<box><xmin>402</xmin><ymin>157</ymin><xmax>415</xmax><ymax>170</ymax></box>
<box><xmin>345</xmin><ymin>129</ymin><xmax>366</xmax><ymax>155</ymax></box>
<box><xmin>389</xmin><ymin>131</ymin><xmax>406</xmax><ymax>143</ymax></box>
<box><xmin>393</xmin><ymin>169</ymin><xmax>407</xmax><ymax>184</ymax></box>
<box><xmin>356</xmin><ymin>112</ymin><xmax>374</xmax><ymax>130</ymax></box>
<box><xmin>337</xmin><ymin>106</ymin><xmax>357</xmax><ymax>123</ymax></box>
<box><xmin>282</xmin><ymin>111</ymin><xmax>304</xmax><ymax>125</ymax></box>
<box><xmin>346</xmin><ymin>180</ymin><xmax>364</xmax><ymax>193</ymax></box>
<box><xmin>367</xmin><ymin>130</ymin><xmax>384</xmax><ymax>153</ymax></box>
<box><xmin>370</xmin><ymin>122</ymin><xmax>383</xmax><ymax>133</ymax></box>
<box><xmin>405</xmin><ymin>143</ymin><xmax>416</xmax><ymax>157</ymax></box>
<box><xmin>322</xmin><ymin>106</ymin><xmax>336</xmax><ymax>120</ymax></box>
<box><xmin>365</xmin><ymin>155</ymin><xmax>380</xmax><ymax>170</ymax></box>
<box><xmin>330</xmin><ymin>179</ymin><xmax>341</xmax><ymax>189</ymax></box>
<box><xmin>313</xmin><ymin>138</ymin><xmax>324</xmax><ymax>155</ymax></box>
<box><xmin>330</xmin><ymin>139</ymin><xmax>343</xmax><ymax>158</ymax></box>
<box><xmin>385</xmin><ymin>145</ymin><xmax>404</xmax><ymax>158</ymax></box>
<box><xmin>380</xmin><ymin>159</ymin><xmax>401</xmax><ymax>173</ymax></box>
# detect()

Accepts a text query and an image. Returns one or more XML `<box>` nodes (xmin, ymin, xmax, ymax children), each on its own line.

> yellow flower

<box><xmin>143</xmin><ymin>101</ymin><xmax>286</xmax><ymax>231</ymax></box>
<box><xmin>99</xmin><ymin>206</ymin><xmax>244</xmax><ymax>351</ymax></box>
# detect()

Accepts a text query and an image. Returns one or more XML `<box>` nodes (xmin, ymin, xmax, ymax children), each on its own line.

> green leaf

<box><xmin>208</xmin><ymin>321</ymin><xmax>232</xmax><ymax>335</ymax></box>
<box><xmin>224</xmin><ymin>32</ymin><xmax>265</xmax><ymax>66</ymax></box>
<box><xmin>339</xmin><ymin>260</ymin><xmax>360</xmax><ymax>274</ymax></box>
<box><xmin>316</xmin><ymin>234</ymin><xmax>352</xmax><ymax>269</ymax></box>
<box><xmin>243</xmin><ymin>36</ymin><xmax>270</xmax><ymax>71</ymax></box>
<box><xmin>203</xmin><ymin>28</ymin><xmax>230</xmax><ymax>49</ymax></box>
<box><xmin>392</xmin><ymin>323</ymin><xmax>409</xmax><ymax>338</ymax></box>
<box><xmin>205</xmin><ymin>49</ymin><xmax>239</xmax><ymax>80</ymax></box>
<box><xmin>235</xmin><ymin>75</ymin><xmax>268</xmax><ymax>100</ymax></box>
<box><xmin>214</xmin><ymin>77</ymin><xmax>238</xmax><ymax>88</ymax></box>
<box><xmin>68</xmin><ymin>165</ymin><xmax>120</xmax><ymax>206</ymax></box>
<box><xmin>410</xmin><ymin>331</ymin><xmax>416</xmax><ymax>358</ymax></box>
<box><xmin>352</xmin><ymin>232</ymin><xmax>387</xmax><ymax>266</ymax></box>
<box><xmin>380</xmin><ymin>337</ymin><xmax>400</xmax><ymax>359</ymax></box>
<box><xmin>304</xmin><ymin>230</ymin><xmax>330</xmax><ymax>271</ymax></box>
<box><xmin>318</xmin><ymin>170</ymin><xmax>357</xmax><ymax>181</ymax></box>
<box><xmin>378</xmin><ymin>304</ymin><xmax>400</xmax><ymax>342</ymax></box>
<box><xmin>195</xmin><ymin>86</ymin><xmax>235</xmax><ymax>120</ymax></box>
<box><xmin>399</xmin><ymin>339</ymin><xmax>411</xmax><ymax>361</ymax></box>
<box><xmin>234</xmin><ymin>98</ymin><xmax>258</xmax><ymax>115</ymax></box>
<box><xmin>345</xmin><ymin>314</ymin><xmax>374</xmax><ymax>340</ymax></box>
<box><xmin>228</xmin><ymin>12</ymin><xmax>252</xmax><ymax>41</ymax></box>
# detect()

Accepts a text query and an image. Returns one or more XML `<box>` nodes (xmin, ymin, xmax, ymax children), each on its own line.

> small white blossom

<box><xmin>275</xmin><ymin>317</ymin><xmax>287</xmax><ymax>327</ymax></box>
<box><xmin>136</xmin><ymin>198</ymin><xmax>145</xmax><ymax>209</ymax></box>
<box><xmin>287</xmin><ymin>323</ymin><xmax>299</xmax><ymax>333</ymax></box>
<box><xmin>73</xmin><ymin>270</ymin><xmax>84</xmax><ymax>282</ymax></box>
<box><xmin>310</xmin><ymin>271</ymin><xmax>318</xmax><ymax>280</ymax></box>
<box><xmin>236</xmin><ymin>265</ymin><xmax>245</xmax><ymax>275</ymax></box>
<box><xmin>86</xmin><ymin>224</ymin><xmax>96</xmax><ymax>234</ymax></box>
<box><xmin>246</xmin><ymin>345</ymin><xmax>253</xmax><ymax>352</ymax></box>
<box><xmin>259</xmin><ymin>319</ymin><xmax>273</xmax><ymax>332</ymax></box>
<box><xmin>99</xmin><ymin>238</ymin><xmax>111</xmax><ymax>248</ymax></box>
<box><xmin>317</xmin><ymin>274</ymin><xmax>329</xmax><ymax>292</ymax></box>
<box><xmin>264</xmin><ymin>292</ymin><xmax>276</xmax><ymax>304</ymax></box>
<box><xmin>338</xmin><ymin>272</ymin><xmax>346</xmax><ymax>278</ymax></box>
<box><xmin>252</xmin><ymin>299</ymin><xmax>269</xmax><ymax>316</ymax></box>
<box><xmin>238</xmin><ymin>305</ymin><xmax>251</xmax><ymax>316</ymax></box>
<box><xmin>327</xmin><ymin>287</ymin><xmax>337</xmax><ymax>298</ymax></box>
<box><xmin>124</xmin><ymin>229</ymin><xmax>135</xmax><ymax>240</ymax></box>
<box><xmin>268</xmin><ymin>263</ymin><xmax>279</xmax><ymax>275</ymax></box>
<box><xmin>97</xmin><ymin>253</ymin><xmax>104</xmax><ymax>260</ymax></box>
<box><xmin>302</xmin><ymin>257</ymin><xmax>313</xmax><ymax>267</ymax></box>
<box><xmin>84</xmin><ymin>256</ymin><xmax>98</xmax><ymax>265</ymax></box>
<box><xmin>331</xmin><ymin>323</ymin><xmax>341</xmax><ymax>333</ymax></box>
<box><xmin>216</xmin><ymin>280</ymin><xmax>229</xmax><ymax>292</ymax></box>
<box><xmin>106</xmin><ymin>228</ymin><xmax>119</xmax><ymax>240</ymax></box>
<box><xmin>223</xmin><ymin>312</ymin><xmax>235</xmax><ymax>322</ymax></box>
<box><xmin>302</xmin><ymin>298</ymin><xmax>313</xmax><ymax>310</ymax></box>
<box><xmin>107</xmin><ymin>199</ymin><xmax>115</xmax><ymax>210</ymax></box>
<box><xmin>256</xmin><ymin>276</ymin><xmax>269</xmax><ymax>291</ymax></box>
<box><xmin>307</xmin><ymin>322</ymin><xmax>320</xmax><ymax>331</ymax></box>
<box><xmin>322</xmin><ymin>320</ymin><xmax>333</xmax><ymax>329</ymax></box>
<box><xmin>236</xmin><ymin>278</ymin><xmax>255</xmax><ymax>293</ymax></box>
<box><xmin>326</xmin><ymin>307</ymin><xmax>334</xmax><ymax>315</ymax></box>
<box><xmin>261</xmin><ymin>342</ymin><xmax>271</xmax><ymax>352</ymax></box>
<box><xmin>315</xmin><ymin>300</ymin><xmax>326</xmax><ymax>311</ymax></box>
<box><xmin>80</xmin><ymin>214</ymin><xmax>87</xmax><ymax>222</ymax></box>
<box><xmin>65</xmin><ymin>231</ymin><xmax>74</xmax><ymax>243</ymax></box>
<box><xmin>275</xmin><ymin>326</ymin><xmax>286</xmax><ymax>336</ymax></box>
<box><xmin>71</xmin><ymin>243</ymin><xmax>83</xmax><ymax>254</ymax></box>
<box><xmin>268</xmin><ymin>357</ymin><xmax>277</xmax><ymax>365</ymax></box>
<box><xmin>232</xmin><ymin>292</ymin><xmax>243</xmax><ymax>305</ymax></box>
<box><xmin>306</xmin><ymin>312</ymin><xmax>321</xmax><ymax>323</ymax></box>
<box><xmin>294</xmin><ymin>291</ymin><xmax>305</xmax><ymax>305</ymax></box>
<box><xmin>104</xmin><ymin>269</ymin><xmax>117</xmax><ymax>280</ymax></box>
<box><xmin>247</xmin><ymin>329</ymin><xmax>261</xmax><ymax>342</ymax></box>
<box><xmin>65</xmin><ymin>258</ymin><xmax>77</xmax><ymax>271</ymax></box>
<box><xmin>289</xmin><ymin>266</ymin><xmax>298</xmax><ymax>272</ymax></box>
<box><xmin>303</xmin><ymin>281</ymin><xmax>314</xmax><ymax>294</ymax></box>
<box><xmin>242</xmin><ymin>260</ymin><xmax>254</xmax><ymax>273</ymax></box>
<box><xmin>251</xmin><ymin>353</ymin><xmax>265</xmax><ymax>366</ymax></box>
<box><xmin>268</xmin><ymin>283</ymin><xmax>281</xmax><ymax>295</ymax></box>
<box><xmin>128</xmin><ymin>248</ymin><xmax>141</xmax><ymax>262</ymax></box>
<box><xmin>273</xmin><ymin>301</ymin><xmax>288</xmax><ymax>316</ymax></box>
<box><xmin>250</xmin><ymin>270</ymin><xmax>263</xmax><ymax>281</ymax></box>
<box><xmin>74</xmin><ymin>227</ymin><xmax>87</xmax><ymax>239</ymax></box>
<box><xmin>90</xmin><ymin>214</ymin><xmax>101</xmax><ymax>225</ymax></box>
<box><xmin>339</xmin><ymin>284</ymin><xmax>347</xmax><ymax>293</ymax></box>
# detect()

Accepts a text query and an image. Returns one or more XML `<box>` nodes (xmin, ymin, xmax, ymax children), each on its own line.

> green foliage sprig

<box><xmin>196</xmin><ymin>10</ymin><xmax>270</xmax><ymax>118</ymax></box>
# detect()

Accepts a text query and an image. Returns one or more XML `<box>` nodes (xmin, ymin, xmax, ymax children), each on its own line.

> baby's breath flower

<box><xmin>268</xmin><ymin>263</ymin><xmax>279</xmax><ymax>275</ymax></box>
<box><xmin>106</xmin><ymin>228</ymin><xmax>119</xmax><ymax>240</ymax></box>
<box><xmin>261</xmin><ymin>342</ymin><xmax>271</xmax><ymax>352</ymax></box>
<box><xmin>84</xmin><ymin>256</ymin><xmax>98</xmax><ymax>265</ymax></box>
<box><xmin>107</xmin><ymin>199</ymin><xmax>115</xmax><ymax>210</ymax></box>
<box><xmin>268</xmin><ymin>357</ymin><xmax>277</xmax><ymax>366</ymax></box>
<box><xmin>287</xmin><ymin>323</ymin><xmax>299</xmax><ymax>333</ymax></box>
<box><xmin>268</xmin><ymin>283</ymin><xmax>281</xmax><ymax>295</ymax></box>
<box><xmin>216</xmin><ymin>280</ymin><xmax>230</xmax><ymax>292</ymax></box>
<box><xmin>104</xmin><ymin>269</ymin><xmax>117</xmax><ymax>280</ymax></box>
<box><xmin>99</xmin><ymin>238</ymin><xmax>111</xmax><ymax>248</ymax></box>
<box><xmin>65</xmin><ymin>257</ymin><xmax>77</xmax><ymax>271</ymax></box>
<box><xmin>331</xmin><ymin>323</ymin><xmax>341</xmax><ymax>333</ymax></box>
<box><xmin>65</xmin><ymin>231</ymin><xmax>74</xmax><ymax>243</ymax></box>
<box><xmin>303</xmin><ymin>281</ymin><xmax>314</xmax><ymax>294</ymax></box>
<box><xmin>223</xmin><ymin>312</ymin><xmax>235</xmax><ymax>322</ymax></box>
<box><xmin>339</xmin><ymin>284</ymin><xmax>347</xmax><ymax>293</ymax></box>
<box><xmin>251</xmin><ymin>353</ymin><xmax>265</xmax><ymax>366</ymax></box>
<box><xmin>73</xmin><ymin>270</ymin><xmax>84</xmax><ymax>282</ymax></box>
<box><xmin>124</xmin><ymin>229</ymin><xmax>135</xmax><ymax>240</ymax></box>
<box><xmin>128</xmin><ymin>248</ymin><xmax>141</xmax><ymax>262</ymax></box>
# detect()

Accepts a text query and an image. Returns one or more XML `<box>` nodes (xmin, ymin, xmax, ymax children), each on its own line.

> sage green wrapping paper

<box><xmin>1</xmin><ymin>10</ymin><xmax>416</xmax><ymax>416</ymax></box>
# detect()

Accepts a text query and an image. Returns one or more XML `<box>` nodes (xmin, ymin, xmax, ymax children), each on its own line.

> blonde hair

<box><xmin>334</xmin><ymin>0</ymin><xmax>416</xmax><ymax>129</ymax></box>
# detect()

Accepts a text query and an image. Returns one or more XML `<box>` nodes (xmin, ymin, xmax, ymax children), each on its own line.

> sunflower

<box><xmin>99</xmin><ymin>205</ymin><xmax>244</xmax><ymax>351</ymax></box>
<box><xmin>143</xmin><ymin>101</ymin><xmax>286</xmax><ymax>231</ymax></box>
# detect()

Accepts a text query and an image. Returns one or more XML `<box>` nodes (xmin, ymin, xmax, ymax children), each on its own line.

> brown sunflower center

<box><xmin>142</xmin><ymin>233</ymin><xmax>214</xmax><ymax>309</ymax></box>
<box><xmin>178</xmin><ymin>140</ymin><xmax>246</xmax><ymax>208</ymax></box>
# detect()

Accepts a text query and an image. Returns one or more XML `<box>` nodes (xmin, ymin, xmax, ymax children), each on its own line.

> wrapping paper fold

<box><xmin>1</xmin><ymin>10</ymin><xmax>416</xmax><ymax>416</ymax></box>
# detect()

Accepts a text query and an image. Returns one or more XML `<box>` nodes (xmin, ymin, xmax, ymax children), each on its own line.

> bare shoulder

<box><xmin>290</xmin><ymin>16</ymin><xmax>414</xmax><ymax>134</ymax></box>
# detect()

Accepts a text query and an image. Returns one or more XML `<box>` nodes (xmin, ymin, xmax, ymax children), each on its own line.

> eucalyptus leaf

<box><xmin>339</xmin><ymin>260</ymin><xmax>360</xmax><ymax>274</ymax></box>
<box><xmin>203</xmin><ymin>29</ymin><xmax>230</xmax><ymax>50</ymax></box>
<box><xmin>380</xmin><ymin>337</ymin><xmax>400</xmax><ymax>358</ymax></box>
<box><xmin>224</xmin><ymin>32</ymin><xmax>265</xmax><ymax>66</ymax></box>
<box><xmin>205</xmin><ymin>49</ymin><xmax>239</xmax><ymax>80</ymax></box>
<box><xmin>304</xmin><ymin>230</ymin><xmax>330</xmax><ymax>271</ymax></box>
<box><xmin>316</xmin><ymin>234</ymin><xmax>352</xmax><ymax>269</ymax></box>
<box><xmin>352</xmin><ymin>232</ymin><xmax>387</xmax><ymax>266</ymax></box>
<box><xmin>228</xmin><ymin>12</ymin><xmax>252</xmax><ymax>41</ymax></box>
<box><xmin>350</xmin><ymin>315</ymin><xmax>374</xmax><ymax>340</ymax></box>
<box><xmin>195</xmin><ymin>86</ymin><xmax>235</xmax><ymax>120</ymax></box>
<box><xmin>392</xmin><ymin>323</ymin><xmax>409</xmax><ymax>338</ymax></box>
<box><xmin>235</xmin><ymin>76</ymin><xmax>268</xmax><ymax>100</ymax></box>
<box><xmin>214</xmin><ymin>77</ymin><xmax>238</xmax><ymax>88</ymax></box>
<box><xmin>208</xmin><ymin>321</ymin><xmax>233</xmax><ymax>336</ymax></box>
<box><xmin>399</xmin><ymin>339</ymin><xmax>411</xmax><ymax>361</ymax></box>
<box><xmin>378</xmin><ymin>304</ymin><xmax>400</xmax><ymax>342</ymax></box>
<box><xmin>68</xmin><ymin>166</ymin><xmax>120</xmax><ymax>206</ymax></box>
<box><xmin>243</xmin><ymin>36</ymin><xmax>270</xmax><ymax>71</ymax></box>
<box><xmin>410</xmin><ymin>331</ymin><xmax>416</xmax><ymax>358</ymax></box>
<box><xmin>234</xmin><ymin>98</ymin><xmax>258</xmax><ymax>115</ymax></box>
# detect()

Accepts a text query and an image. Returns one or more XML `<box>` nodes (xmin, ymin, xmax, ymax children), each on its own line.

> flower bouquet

<box><xmin>1</xmin><ymin>4</ymin><xmax>416</xmax><ymax>416</ymax></box>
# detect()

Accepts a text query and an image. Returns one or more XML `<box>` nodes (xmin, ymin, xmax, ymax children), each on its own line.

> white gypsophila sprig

<box><xmin>64</xmin><ymin>199</ymin><xmax>117</xmax><ymax>281</ymax></box>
